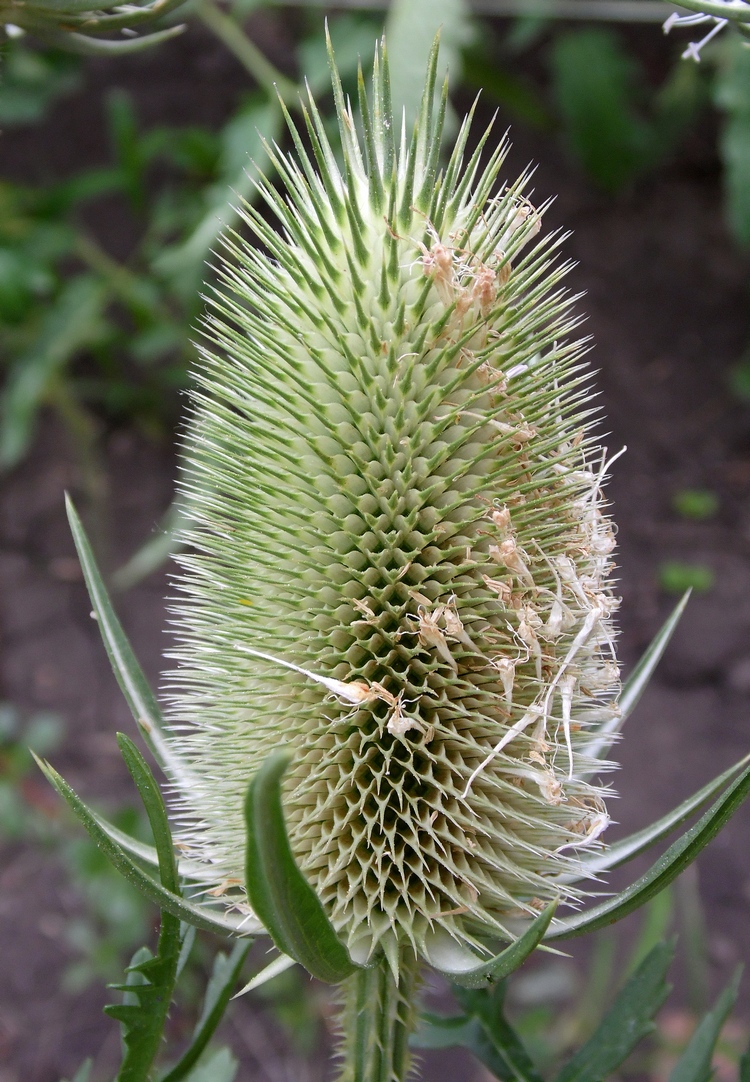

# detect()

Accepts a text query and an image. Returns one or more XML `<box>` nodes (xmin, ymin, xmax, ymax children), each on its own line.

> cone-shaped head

<box><xmin>165</xmin><ymin>36</ymin><xmax>621</xmax><ymax>973</ymax></box>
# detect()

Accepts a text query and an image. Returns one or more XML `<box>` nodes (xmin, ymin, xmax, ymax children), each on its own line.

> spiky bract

<box><xmin>165</xmin><ymin>38</ymin><xmax>622</xmax><ymax>974</ymax></box>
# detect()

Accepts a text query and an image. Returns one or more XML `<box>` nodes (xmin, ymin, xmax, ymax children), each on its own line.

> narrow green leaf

<box><xmin>554</xmin><ymin>941</ymin><xmax>675</xmax><ymax>1082</ymax></box>
<box><xmin>586</xmin><ymin>591</ymin><xmax>690</xmax><ymax>764</ymax></box>
<box><xmin>116</xmin><ymin>733</ymin><xmax>178</xmax><ymax>895</ymax></box>
<box><xmin>61</xmin><ymin>1060</ymin><xmax>93</xmax><ymax>1082</ymax></box>
<box><xmin>579</xmin><ymin>753</ymin><xmax>750</xmax><ymax>875</ymax></box>
<box><xmin>413</xmin><ymin>1012</ymin><xmax>477</xmax><ymax>1052</ymax></box>
<box><xmin>439</xmin><ymin>901</ymin><xmax>558</xmax><ymax>989</ymax></box>
<box><xmin>32</xmin><ymin>25</ymin><xmax>185</xmax><ymax>56</ymax></box>
<box><xmin>416</xmin><ymin>982</ymin><xmax>545</xmax><ymax>1082</ymax></box>
<box><xmin>623</xmin><ymin>889</ymin><xmax>673</xmax><ymax>980</ymax></box>
<box><xmin>34</xmin><ymin>755</ymin><xmax>260</xmax><ymax>937</ymax></box>
<box><xmin>234</xmin><ymin>951</ymin><xmax>296</xmax><ymax>998</ymax></box>
<box><xmin>113</xmin><ymin>497</ymin><xmax>189</xmax><ymax>591</ymax></box>
<box><xmin>159</xmin><ymin>942</ymin><xmax>250</xmax><ymax>1082</ymax></box>
<box><xmin>462</xmin><ymin>983</ymin><xmax>544</xmax><ymax>1082</ymax></box>
<box><xmin>715</xmin><ymin>36</ymin><xmax>750</xmax><ymax>247</ymax></box>
<box><xmin>244</xmin><ymin>751</ymin><xmax>358</xmax><ymax>983</ymax></box>
<box><xmin>180</xmin><ymin>1047</ymin><xmax>237</xmax><ymax>1082</ymax></box>
<box><xmin>550</xmin><ymin>761</ymin><xmax>750</xmax><ymax>940</ymax></box>
<box><xmin>94</xmin><ymin>810</ymin><xmax>205</xmax><ymax>881</ymax></box>
<box><xmin>668</xmin><ymin>968</ymin><xmax>742</xmax><ymax>1082</ymax></box>
<box><xmin>65</xmin><ymin>495</ymin><xmax>175</xmax><ymax>774</ymax></box>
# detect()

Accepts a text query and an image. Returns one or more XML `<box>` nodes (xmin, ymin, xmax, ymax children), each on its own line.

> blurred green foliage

<box><xmin>1</xmin><ymin>9</ymin><xmax>750</xmax><ymax>477</ymax></box>
<box><xmin>659</xmin><ymin>560</ymin><xmax>715</xmax><ymax>594</ymax></box>
<box><xmin>549</xmin><ymin>27</ymin><xmax>705</xmax><ymax>191</ymax></box>
<box><xmin>672</xmin><ymin>488</ymin><xmax>720</xmax><ymax>520</ymax></box>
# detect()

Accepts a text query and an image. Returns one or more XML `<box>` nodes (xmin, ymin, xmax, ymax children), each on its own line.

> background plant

<box><xmin>3</xmin><ymin>2</ymin><xmax>750</xmax><ymax>1080</ymax></box>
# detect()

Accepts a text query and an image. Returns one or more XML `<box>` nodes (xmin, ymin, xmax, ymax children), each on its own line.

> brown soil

<box><xmin>1</xmin><ymin>17</ymin><xmax>749</xmax><ymax>1082</ymax></box>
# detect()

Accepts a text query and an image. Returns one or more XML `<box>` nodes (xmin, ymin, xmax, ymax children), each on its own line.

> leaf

<box><xmin>34</xmin><ymin>754</ymin><xmax>261</xmax><ymax>937</ymax></box>
<box><xmin>116</xmin><ymin>734</ymin><xmax>179</xmax><ymax>894</ymax></box>
<box><xmin>578</xmin><ymin>752</ymin><xmax>750</xmax><ymax>875</ymax></box>
<box><xmin>622</xmin><ymin>889</ymin><xmax>673</xmax><ymax>980</ymax></box>
<box><xmin>0</xmin><ymin>275</ymin><xmax>107</xmax><ymax>468</ymax></box>
<box><xmin>385</xmin><ymin>0</ymin><xmax>474</xmax><ymax>132</ymax></box>
<box><xmin>436</xmin><ymin>900</ymin><xmax>558</xmax><ymax>989</ymax></box>
<box><xmin>113</xmin><ymin>497</ymin><xmax>189</xmax><ymax>591</ymax></box>
<box><xmin>554</xmin><ymin>941</ymin><xmax>675</xmax><ymax>1082</ymax></box>
<box><xmin>65</xmin><ymin>495</ymin><xmax>176</xmax><ymax>774</ymax></box>
<box><xmin>107</xmin><ymin>90</ymin><xmax>147</xmax><ymax>213</ymax></box>
<box><xmin>159</xmin><ymin>941</ymin><xmax>250</xmax><ymax>1082</ymax></box>
<box><xmin>244</xmin><ymin>751</ymin><xmax>359</xmax><ymax>983</ymax></box>
<box><xmin>586</xmin><ymin>591</ymin><xmax>690</xmax><ymax>764</ymax></box>
<box><xmin>181</xmin><ymin>1047</ymin><xmax>238</xmax><ymax>1082</ymax></box>
<box><xmin>462</xmin><ymin>41</ymin><xmax>552</xmax><ymax>129</ymax></box>
<box><xmin>741</xmin><ymin>1037</ymin><xmax>750</xmax><ymax>1082</ymax></box>
<box><xmin>102</xmin><ymin>741</ymin><xmax>183</xmax><ymax>1082</ymax></box>
<box><xmin>94</xmin><ymin>809</ymin><xmax>205</xmax><ymax>881</ymax></box>
<box><xmin>32</xmin><ymin>25</ymin><xmax>185</xmax><ymax>56</ymax></box>
<box><xmin>61</xmin><ymin>1060</ymin><xmax>93</xmax><ymax>1082</ymax></box>
<box><xmin>415</xmin><ymin>982</ymin><xmax>544</xmax><ymax>1082</ymax></box>
<box><xmin>549</xmin><ymin>759</ymin><xmax>750</xmax><ymax>940</ymax></box>
<box><xmin>550</xmin><ymin>28</ymin><xmax>656</xmax><ymax>192</ymax></box>
<box><xmin>715</xmin><ymin>36</ymin><xmax>750</xmax><ymax>247</ymax></box>
<box><xmin>668</xmin><ymin>967</ymin><xmax>742</xmax><ymax>1082</ymax></box>
<box><xmin>152</xmin><ymin>97</ymin><xmax>282</xmax><ymax>300</ymax></box>
<box><xmin>233</xmin><ymin>951</ymin><xmax>296</xmax><ymax>998</ymax></box>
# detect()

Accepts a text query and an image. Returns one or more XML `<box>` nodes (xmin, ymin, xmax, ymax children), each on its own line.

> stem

<box><xmin>338</xmin><ymin>954</ymin><xmax>421</xmax><ymax>1082</ymax></box>
<box><xmin>194</xmin><ymin>0</ymin><xmax>297</xmax><ymax>102</ymax></box>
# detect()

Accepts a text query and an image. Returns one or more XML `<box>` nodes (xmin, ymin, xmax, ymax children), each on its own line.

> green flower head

<box><xmin>165</xmin><ymin>35</ymin><xmax>622</xmax><ymax>977</ymax></box>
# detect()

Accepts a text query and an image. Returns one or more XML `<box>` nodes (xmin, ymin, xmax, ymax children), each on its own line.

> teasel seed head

<box><xmin>165</xmin><ymin>35</ymin><xmax>623</xmax><ymax>977</ymax></box>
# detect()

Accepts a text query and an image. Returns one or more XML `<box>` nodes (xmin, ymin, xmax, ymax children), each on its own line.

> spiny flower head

<box><xmin>165</xmin><ymin>36</ymin><xmax>622</xmax><ymax>975</ymax></box>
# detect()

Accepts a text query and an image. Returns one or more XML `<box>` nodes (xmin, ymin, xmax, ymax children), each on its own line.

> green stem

<box><xmin>338</xmin><ymin>954</ymin><xmax>421</xmax><ymax>1082</ymax></box>
<box><xmin>194</xmin><ymin>0</ymin><xmax>297</xmax><ymax>102</ymax></box>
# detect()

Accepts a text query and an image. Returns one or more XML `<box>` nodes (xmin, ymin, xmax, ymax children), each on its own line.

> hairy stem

<box><xmin>338</xmin><ymin>955</ymin><xmax>421</xmax><ymax>1082</ymax></box>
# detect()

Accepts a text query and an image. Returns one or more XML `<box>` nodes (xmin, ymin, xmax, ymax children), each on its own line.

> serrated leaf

<box><xmin>579</xmin><ymin>752</ymin><xmax>750</xmax><ymax>875</ymax></box>
<box><xmin>549</xmin><ymin>761</ymin><xmax>750</xmax><ymax>940</ymax></box>
<box><xmin>65</xmin><ymin>495</ymin><xmax>176</xmax><ymax>774</ymax></box>
<box><xmin>668</xmin><ymin>967</ymin><xmax>742</xmax><ymax>1082</ymax></box>
<box><xmin>34</xmin><ymin>754</ymin><xmax>260</xmax><ymax>937</ymax></box>
<box><xmin>554</xmin><ymin>941</ymin><xmax>675</xmax><ymax>1082</ymax></box>
<box><xmin>436</xmin><ymin>900</ymin><xmax>557</xmax><ymax>989</ymax></box>
<box><xmin>159</xmin><ymin>941</ymin><xmax>250</xmax><ymax>1082</ymax></box>
<box><xmin>586</xmin><ymin>591</ymin><xmax>690</xmax><ymax>764</ymax></box>
<box><xmin>244</xmin><ymin>751</ymin><xmax>359</xmax><ymax>983</ymax></box>
<box><xmin>101</xmin><ymin>751</ymin><xmax>182</xmax><ymax>1082</ymax></box>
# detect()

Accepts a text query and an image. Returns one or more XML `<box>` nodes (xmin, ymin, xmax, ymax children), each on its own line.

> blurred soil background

<box><xmin>0</xmin><ymin>7</ymin><xmax>750</xmax><ymax>1081</ymax></box>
